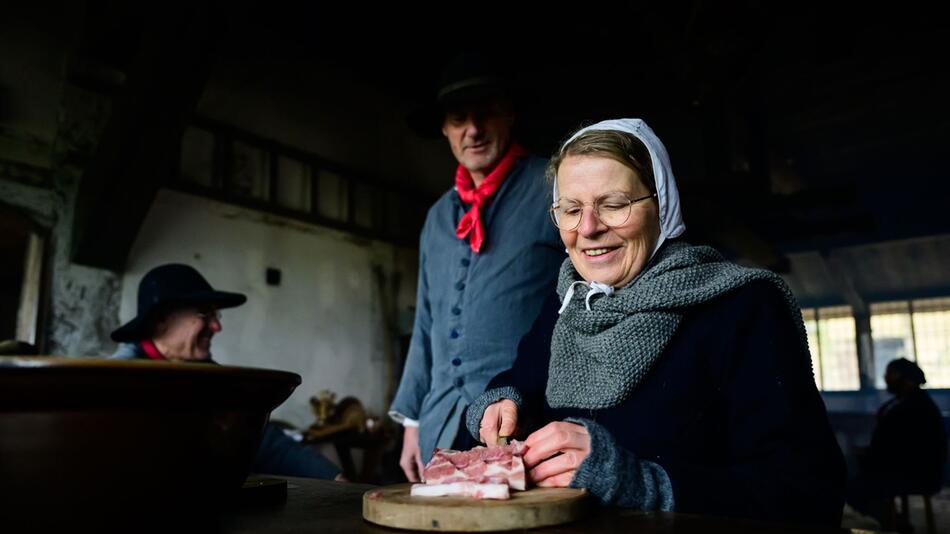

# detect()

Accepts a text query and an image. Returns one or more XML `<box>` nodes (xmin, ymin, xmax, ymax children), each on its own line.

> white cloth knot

<box><xmin>558</xmin><ymin>280</ymin><xmax>615</xmax><ymax>314</ymax></box>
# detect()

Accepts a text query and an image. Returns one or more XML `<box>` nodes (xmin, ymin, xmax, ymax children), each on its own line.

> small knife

<box><xmin>495</xmin><ymin>435</ymin><xmax>509</xmax><ymax>446</ymax></box>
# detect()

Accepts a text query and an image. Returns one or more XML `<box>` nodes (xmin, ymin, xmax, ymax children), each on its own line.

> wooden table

<box><xmin>213</xmin><ymin>477</ymin><xmax>859</xmax><ymax>534</ymax></box>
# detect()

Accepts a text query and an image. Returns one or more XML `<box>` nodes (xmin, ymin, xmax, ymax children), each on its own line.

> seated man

<box><xmin>111</xmin><ymin>263</ymin><xmax>342</xmax><ymax>481</ymax></box>
<box><xmin>848</xmin><ymin>358</ymin><xmax>948</xmax><ymax>528</ymax></box>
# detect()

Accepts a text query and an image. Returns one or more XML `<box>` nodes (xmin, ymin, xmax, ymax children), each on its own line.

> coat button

<box><xmin>452</xmin><ymin>358</ymin><xmax>461</xmax><ymax>366</ymax></box>
<box><xmin>450</xmin><ymin>330</ymin><xmax>460</xmax><ymax>339</ymax></box>
<box><xmin>455</xmin><ymin>281</ymin><xmax>465</xmax><ymax>291</ymax></box>
<box><xmin>454</xmin><ymin>377</ymin><xmax>464</xmax><ymax>387</ymax></box>
<box><xmin>461</xmin><ymin>258</ymin><xmax>470</xmax><ymax>267</ymax></box>
<box><xmin>451</xmin><ymin>307</ymin><xmax>461</xmax><ymax>315</ymax></box>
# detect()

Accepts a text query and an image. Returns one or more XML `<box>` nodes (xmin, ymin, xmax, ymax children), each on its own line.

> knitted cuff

<box><xmin>465</xmin><ymin>387</ymin><xmax>523</xmax><ymax>442</ymax></box>
<box><xmin>566</xmin><ymin>417</ymin><xmax>674</xmax><ymax>511</ymax></box>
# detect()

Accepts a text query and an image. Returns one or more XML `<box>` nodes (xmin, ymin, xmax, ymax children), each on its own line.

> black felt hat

<box><xmin>407</xmin><ymin>52</ymin><xmax>512</xmax><ymax>138</ymax></box>
<box><xmin>111</xmin><ymin>264</ymin><xmax>246</xmax><ymax>342</ymax></box>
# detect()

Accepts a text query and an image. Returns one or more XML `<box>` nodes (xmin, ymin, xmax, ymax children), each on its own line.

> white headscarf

<box><xmin>553</xmin><ymin>118</ymin><xmax>686</xmax><ymax>264</ymax></box>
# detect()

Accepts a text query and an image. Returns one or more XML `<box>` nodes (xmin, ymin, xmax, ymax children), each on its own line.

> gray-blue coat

<box><xmin>389</xmin><ymin>156</ymin><xmax>564</xmax><ymax>462</ymax></box>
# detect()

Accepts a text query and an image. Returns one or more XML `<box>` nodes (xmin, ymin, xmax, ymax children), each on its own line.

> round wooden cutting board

<box><xmin>362</xmin><ymin>484</ymin><xmax>589</xmax><ymax>531</ymax></box>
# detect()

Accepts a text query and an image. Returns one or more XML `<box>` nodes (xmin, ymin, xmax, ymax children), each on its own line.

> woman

<box><xmin>465</xmin><ymin>119</ymin><xmax>846</xmax><ymax>525</ymax></box>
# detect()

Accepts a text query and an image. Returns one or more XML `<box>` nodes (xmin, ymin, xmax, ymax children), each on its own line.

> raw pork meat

<box><xmin>412</xmin><ymin>441</ymin><xmax>527</xmax><ymax>499</ymax></box>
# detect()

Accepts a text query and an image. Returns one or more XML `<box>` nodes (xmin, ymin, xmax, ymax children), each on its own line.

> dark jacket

<box><xmin>866</xmin><ymin>387</ymin><xmax>948</xmax><ymax>494</ymax></box>
<box><xmin>488</xmin><ymin>280</ymin><xmax>847</xmax><ymax>526</ymax></box>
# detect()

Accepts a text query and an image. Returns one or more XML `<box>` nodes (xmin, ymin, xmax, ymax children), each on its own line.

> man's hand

<box><xmin>479</xmin><ymin>399</ymin><xmax>518</xmax><ymax>445</ymax></box>
<box><xmin>523</xmin><ymin>421</ymin><xmax>591</xmax><ymax>487</ymax></box>
<box><xmin>399</xmin><ymin>425</ymin><xmax>425</xmax><ymax>482</ymax></box>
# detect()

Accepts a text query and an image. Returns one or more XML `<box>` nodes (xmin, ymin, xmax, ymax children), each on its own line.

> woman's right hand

<box><xmin>479</xmin><ymin>399</ymin><xmax>518</xmax><ymax>445</ymax></box>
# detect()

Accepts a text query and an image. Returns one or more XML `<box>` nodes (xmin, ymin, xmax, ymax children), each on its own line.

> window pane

<box><xmin>817</xmin><ymin>305</ymin><xmax>860</xmax><ymax>391</ymax></box>
<box><xmin>870</xmin><ymin>301</ymin><xmax>914</xmax><ymax>389</ymax></box>
<box><xmin>911</xmin><ymin>297</ymin><xmax>950</xmax><ymax>388</ymax></box>
<box><xmin>276</xmin><ymin>156</ymin><xmax>311</xmax><ymax>212</ymax></box>
<box><xmin>180</xmin><ymin>127</ymin><xmax>215</xmax><ymax>188</ymax></box>
<box><xmin>801</xmin><ymin>308</ymin><xmax>823</xmax><ymax>388</ymax></box>
<box><xmin>383</xmin><ymin>192</ymin><xmax>404</xmax><ymax>238</ymax></box>
<box><xmin>316</xmin><ymin>169</ymin><xmax>348</xmax><ymax>222</ymax></box>
<box><xmin>231</xmin><ymin>141</ymin><xmax>270</xmax><ymax>201</ymax></box>
<box><xmin>353</xmin><ymin>182</ymin><xmax>377</xmax><ymax>230</ymax></box>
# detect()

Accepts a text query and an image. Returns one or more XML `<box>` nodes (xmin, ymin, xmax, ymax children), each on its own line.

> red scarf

<box><xmin>454</xmin><ymin>143</ymin><xmax>528</xmax><ymax>253</ymax></box>
<box><xmin>139</xmin><ymin>339</ymin><xmax>166</xmax><ymax>360</ymax></box>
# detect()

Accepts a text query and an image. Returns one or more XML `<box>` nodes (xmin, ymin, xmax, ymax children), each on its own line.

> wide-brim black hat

<box><xmin>111</xmin><ymin>264</ymin><xmax>247</xmax><ymax>343</ymax></box>
<box><xmin>407</xmin><ymin>52</ymin><xmax>512</xmax><ymax>138</ymax></box>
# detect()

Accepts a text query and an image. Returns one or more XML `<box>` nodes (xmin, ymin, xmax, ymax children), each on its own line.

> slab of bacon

<box><xmin>410</xmin><ymin>441</ymin><xmax>527</xmax><ymax>500</ymax></box>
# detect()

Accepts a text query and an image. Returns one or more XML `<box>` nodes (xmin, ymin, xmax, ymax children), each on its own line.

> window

<box><xmin>275</xmin><ymin>156</ymin><xmax>312</xmax><ymax>212</ymax></box>
<box><xmin>231</xmin><ymin>141</ymin><xmax>270</xmax><ymax>202</ymax></box>
<box><xmin>352</xmin><ymin>182</ymin><xmax>378</xmax><ymax>230</ymax></box>
<box><xmin>870</xmin><ymin>301</ymin><xmax>915</xmax><ymax>388</ymax></box>
<box><xmin>177</xmin><ymin>122</ymin><xmax>426</xmax><ymax>245</ymax></box>
<box><xmin>315</xmin><ymin>169</ymin><xmax>348</xmax><ymax>222</ymax></box>
<box><xmin>801</xmin><ymin>305</ymin><xmax>861</xmax><ymax>391</ymax></box>
<box><xmin>912</xmin><ymin>297</ymin><xmax>950</xmax><ymax>388</ymax></box>
<box><xmin>180</xmin><ymin>127</ymin><xmax>215</xmax><ymax>188</ymax></box>
<box><xmin>871</xmin><ymin>297</ymin><xmax>950</xmax><ymax>389</ymax></box>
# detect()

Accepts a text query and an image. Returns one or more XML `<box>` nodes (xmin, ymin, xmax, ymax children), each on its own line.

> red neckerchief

<box><xmin>454</xmin><ymin>142</ymin><xmax>528</xmax><ymax>253</ymax></box>
<box><xmin>139</xmin><ymin>339</ymin><xmax>166</xmax><ymax>360</ymax></box>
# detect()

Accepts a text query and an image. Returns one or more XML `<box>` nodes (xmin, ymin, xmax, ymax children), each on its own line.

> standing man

<box><xmin>390</xmin><ymin>54</ymin><xmax>564</xmax><ymax>481</ymax></box>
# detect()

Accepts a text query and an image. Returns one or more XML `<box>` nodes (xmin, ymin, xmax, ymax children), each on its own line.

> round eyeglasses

<box><xmin>549</xmin><ymin>192</ymin><xmax>656</xmax><ymax>231</ymax></box>
<box><xmin>196</xmin><ymin>308</ymin><xmax>221</xmax><ymax>323</ymax></box>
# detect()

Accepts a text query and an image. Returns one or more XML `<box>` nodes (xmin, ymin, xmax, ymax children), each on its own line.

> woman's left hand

<box><xmin>523</xmin><ymin>421</ymin><xmax>591</xmax><ymax>487</ymax></box>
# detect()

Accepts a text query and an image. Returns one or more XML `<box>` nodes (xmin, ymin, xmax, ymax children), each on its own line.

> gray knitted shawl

<box><xmin>546</xmin><ymin>241</ymin><xmax>810</xmax><ymax>410</ymax></box>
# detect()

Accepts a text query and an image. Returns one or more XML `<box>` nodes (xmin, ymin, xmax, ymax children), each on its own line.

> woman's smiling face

<box><xmin>556</xmin><ymin>155</ymin><xmax>660</xmax><ymax>288</ymax></box>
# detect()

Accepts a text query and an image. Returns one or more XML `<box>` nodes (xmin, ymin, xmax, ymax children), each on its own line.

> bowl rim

<box><xmin>0</xmin><ymin>355</ymin><xmax>302</xmax><ymax>385</ymax></box>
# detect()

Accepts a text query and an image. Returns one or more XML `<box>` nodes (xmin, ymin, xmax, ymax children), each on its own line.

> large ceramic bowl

<box><xmin>0</xmin><ymin>356</ymin><xmax>300</xmax><ymax>517</ymax></box>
